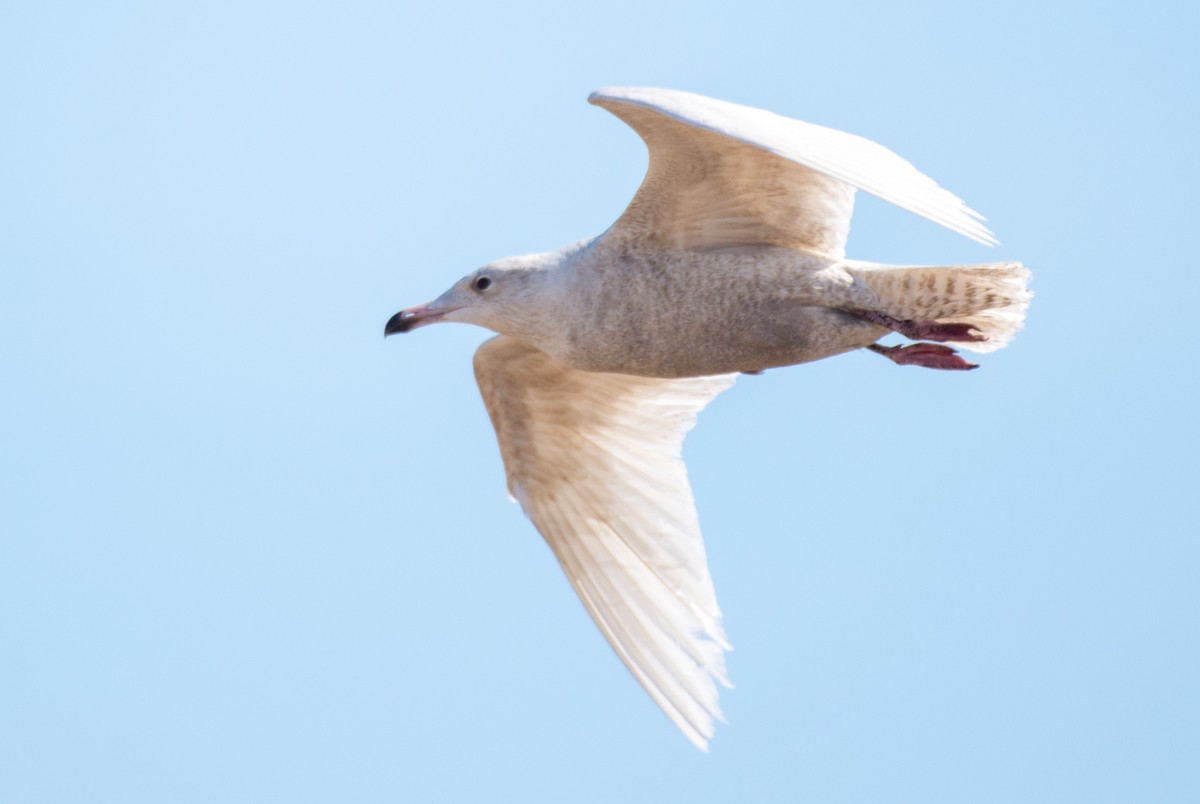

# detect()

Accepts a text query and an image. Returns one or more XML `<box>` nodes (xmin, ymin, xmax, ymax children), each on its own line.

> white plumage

<box><xmin>474</xmin><ymin>337</ymin><xmax>735</xmax><ymax>748</ymax></box>
<box><xmin>589</xmin><ymin>87</ymin><xmax>997</xmax><ymax>255</ymax></box>
<box><xmin>386</xmin><ymin>87</ymin><xmax>1030</xmax><ymax>750</ymax></box>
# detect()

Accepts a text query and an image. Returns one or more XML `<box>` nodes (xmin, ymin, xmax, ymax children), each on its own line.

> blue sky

<box><xmin>3</xmin><ymin>1</ymin><xmax>1197</xmax><ymax>801</ymax></box>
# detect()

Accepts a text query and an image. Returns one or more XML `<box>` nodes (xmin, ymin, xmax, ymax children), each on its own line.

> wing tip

<box><xmin>590</xmin><ymin>86</ymin><xmax>1008</xmax><ymax>248</ymax></box>
<box><xmin>966</xmin><ymin>224</ymin><xmax>1001</xmax><ymax>248</ymax></box>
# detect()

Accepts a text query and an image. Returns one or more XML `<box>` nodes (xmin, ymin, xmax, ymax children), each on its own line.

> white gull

<box><xmin>385</xmin><ymin>87</ymin><xmax>1031</xmax><ymax>749</ymax></box>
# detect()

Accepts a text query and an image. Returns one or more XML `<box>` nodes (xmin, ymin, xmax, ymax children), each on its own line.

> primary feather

<box><xmin>474</xmin><ymin>336</ymin><xmax>736</xmax><ymax>750</ymax></box>
<box><xmin>590</xmin><ymin>86</ymin><xmax>998</xmax><ymax>254</ymax></box>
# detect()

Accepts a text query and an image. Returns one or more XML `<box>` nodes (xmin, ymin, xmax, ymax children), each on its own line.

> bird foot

<box><xmin>858</xmin><ymin>311</ymin><xmax>987</xmax><ymax>343</ymax></box>
<box><xmin>867</xmin><ymin>342</ymin><xmax>978</xmax><ymax>371</ymax></box>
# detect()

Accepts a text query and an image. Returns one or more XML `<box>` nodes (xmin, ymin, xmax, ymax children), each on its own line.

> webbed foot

<box><xmin>867</xmin><ymin>342</ymin><xmax>978</xmax><ymax>371</ymax></box>
<box><xmin>858</xmin><ymin>311</ymin><xmax>987</xmax><ymax>343</ymax></box>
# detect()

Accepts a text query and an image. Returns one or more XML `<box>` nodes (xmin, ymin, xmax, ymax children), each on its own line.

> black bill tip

<box><xmin>384</xmin><ymin>311</ymin><xmax>413</xmax><ymax>337</ymax></box>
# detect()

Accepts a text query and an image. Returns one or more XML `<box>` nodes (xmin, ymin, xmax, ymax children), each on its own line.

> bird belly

<box><xmin>560</xmin><ymin>302</ymin><xmax>888</xmax><ymax>379</ymax></box>
<box><xmin>544</xmin><ymin>246</ymin><xmax>887</xmax><ymax>378</ymax></box>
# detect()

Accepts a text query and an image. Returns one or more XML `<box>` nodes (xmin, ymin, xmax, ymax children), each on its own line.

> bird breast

<box><xmin>544</xmin><ymin>246</ymin><xmax>885</xmax><ymax>378</ymax></box>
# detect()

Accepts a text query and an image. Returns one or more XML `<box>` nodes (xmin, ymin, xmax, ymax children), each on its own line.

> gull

<box><xmin>385</xmin><ymin>87</ymin><xmax>1030</xmax><ymax>750</ymax></box>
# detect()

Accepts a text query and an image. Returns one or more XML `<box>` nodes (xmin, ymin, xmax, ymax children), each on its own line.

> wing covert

<box><xmin>589</xmin><ymin>86</ymin><xmax>998</xmax><ymax>257</ymax></box>
<box><xmin>473</xmin><ymin>335</ymin><xmax>736</xmax><ymax>749</ymax></box>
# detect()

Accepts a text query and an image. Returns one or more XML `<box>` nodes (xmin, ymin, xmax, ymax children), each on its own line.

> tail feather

<box><xmin>849</xmin><ymin>261</ymin><xmax>1032</xmax><ymax>353</ymax></box>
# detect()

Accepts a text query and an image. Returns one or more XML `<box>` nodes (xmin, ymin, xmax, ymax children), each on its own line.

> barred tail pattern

<box><xmin>851</xmin><ymin>261</ymin><xmax>1032</xmax><ymax>353</ymax></box>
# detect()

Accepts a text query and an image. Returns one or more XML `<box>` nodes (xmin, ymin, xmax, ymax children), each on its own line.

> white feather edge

<box><xmin>589</xmin><ymin>86</ymin><xmax>1000</xmax><ymax>247</ymax></box>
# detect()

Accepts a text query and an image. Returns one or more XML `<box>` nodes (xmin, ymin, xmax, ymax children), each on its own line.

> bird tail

<box><xmin>848</xmin><ymin>261</ymin><xmax>1032</xmax><ymax>353</ymax></box>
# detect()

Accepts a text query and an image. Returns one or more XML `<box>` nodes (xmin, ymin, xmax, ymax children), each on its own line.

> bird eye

<box><xmin>473</xmin><ymin>276</ymin><xmax>493</xmax><ymax>291</ymax></box>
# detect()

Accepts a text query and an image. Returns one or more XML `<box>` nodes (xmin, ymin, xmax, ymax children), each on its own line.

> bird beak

<box><xmin>384</xmin><ymin>303</ymin><xmax>433</xmax><ymax>335</ymax></box>
<box><xmin>384</xmin><ymin>302</ymin><xmax>458</xmax><ymax>336</ymax></box>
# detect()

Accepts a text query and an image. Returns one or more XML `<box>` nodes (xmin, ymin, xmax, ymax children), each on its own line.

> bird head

<box><xmin>385</xmin><ymin>244</ymin><xmax>586</xmax><ymax>340</ymax></box>
<box><xmin>384</xmin><ymin>263</ymin><xmax>550</xmax><ymax>337</ymax></box>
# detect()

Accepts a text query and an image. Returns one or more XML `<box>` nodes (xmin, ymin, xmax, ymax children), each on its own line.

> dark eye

<box><xmin>473</xmin><ymin>276</ymin><xmax>492</xmax><ymax>292</ymax></box>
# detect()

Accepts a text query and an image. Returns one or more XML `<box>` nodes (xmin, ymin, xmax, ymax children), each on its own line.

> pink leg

<box><xmin>857</xmin><ymin>311</ymin><xmax>987</xmax><ymax>343</ymax></box>
<box><xmin>867</xmin><ymin>342</ymin><xmax>978</xmax><ymax>371</ymax></box>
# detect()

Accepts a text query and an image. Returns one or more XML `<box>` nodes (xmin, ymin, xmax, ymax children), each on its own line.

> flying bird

<box><xmin>385</xmin><ymin>87</ymin><xmax>1030</xmax><ymax>750</ymax></box>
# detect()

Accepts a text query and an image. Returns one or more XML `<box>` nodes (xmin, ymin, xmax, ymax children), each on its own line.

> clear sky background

<box><xmin>3</xmin><ymin>2</ymin><xmax>1197</xmax><ymax>802</ymax></box>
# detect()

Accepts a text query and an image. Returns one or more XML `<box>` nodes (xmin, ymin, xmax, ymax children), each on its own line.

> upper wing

<box><xmin>474</xmin><ymin>335</ymin><xmax>737</xmax><ymax>750</ymax></box>
<box><xmin>589</xmin><ymin>86</ymin><xmax>998</xmax><ymax>259</ymax></box>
